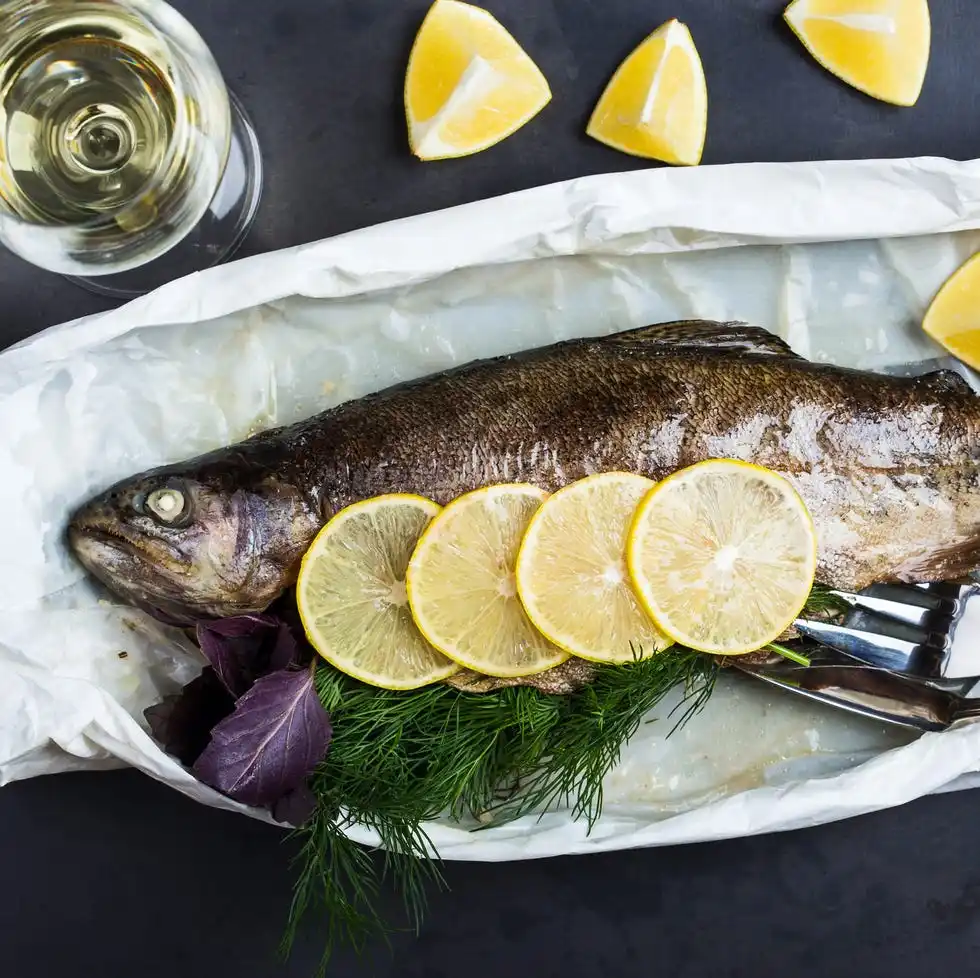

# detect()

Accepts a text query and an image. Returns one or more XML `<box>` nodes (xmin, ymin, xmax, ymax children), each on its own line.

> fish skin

<box><xmin>68</xmin><ymin>320</ymin><xmax>980</xmax><ymax>622</ymax></box>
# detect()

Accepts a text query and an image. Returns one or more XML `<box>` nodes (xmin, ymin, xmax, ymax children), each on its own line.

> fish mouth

<box><xmin>69</xmin><ymin>524</ymin><xmax>141</xmax><ymax>559</ymax></box>
<box><xmin>67</xmin><ymin>518</ymin><xmax>260</xmax><ymax>622</ymax></box>
<box><xmin>68</xmin><ymin>522</ymin><xmax>204</xmax><ymax>620</ymax></box>
<box><xmin>67</xmin><ymin>520</ymin><xmax>189</xmax><ymax>584</ymax></box>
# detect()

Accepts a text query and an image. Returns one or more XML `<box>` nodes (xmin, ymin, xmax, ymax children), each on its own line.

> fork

<box><xmin>731</xmin><ymin>581</ymin><xmax>980</xmax><ymax>732</ymax></box>
<box><xmin>793</xmin><ymin>582</ymin><xmax>980</xmax><ymax>682</ymax></box>
<box><xmin>733</xmin><ymin>641</ymin><xmax>980</xmax><ymax>732</ymax></box>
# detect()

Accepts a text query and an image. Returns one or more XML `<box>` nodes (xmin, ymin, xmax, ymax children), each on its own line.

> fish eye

<box><xmin>145</xmin><ymin>486</ymin><xmax>188</xmax><ymax>524</ymax></box>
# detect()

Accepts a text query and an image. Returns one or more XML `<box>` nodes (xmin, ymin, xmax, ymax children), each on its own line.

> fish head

<box><xmin>67</xmin><ymin>458</ymin><xmax>320</xmax><ymax>621</ymax></box>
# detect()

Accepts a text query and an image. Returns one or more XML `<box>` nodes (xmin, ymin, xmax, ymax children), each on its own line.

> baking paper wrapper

<box><xmin>4</xmin><ymin>156</ymin><xmax>980</xmax><ymax>857</ymax></box>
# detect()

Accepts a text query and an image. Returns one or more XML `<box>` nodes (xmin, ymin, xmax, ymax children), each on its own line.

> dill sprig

<box><xmin>492</xmin><ymin>648</ymin><xmax>716</xmax><ymax>826</ymax></box>
<box><xmin>284</xmin><ymin>583</ymin><xmax>840</xmax><ymax>968</ymax></box>
<box><xmin>802</xmin><ymin>583</ymin><xmax>850</xmax><ymax>619</ymax></box>
<box><xmin>284</xmin><ymin>648</ymin><xmax>717</xmax><ymax>971</ymax></box>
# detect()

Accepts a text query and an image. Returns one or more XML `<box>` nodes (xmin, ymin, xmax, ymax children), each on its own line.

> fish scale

<box><xmin>68</xmin><ymin>319</ymin><xmax>980</xmax><ymax>622</ymax></box>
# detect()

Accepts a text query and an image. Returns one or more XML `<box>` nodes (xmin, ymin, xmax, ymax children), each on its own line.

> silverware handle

<box><xmin>734</xmin><ymin>649</ymin><xmax>961</xmax><ymax>732</ymax></box>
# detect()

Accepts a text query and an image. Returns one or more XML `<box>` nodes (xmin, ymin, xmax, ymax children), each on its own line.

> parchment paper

<box><xmin>4</xmin><ymin>156</ymin><xmax>980</xmax><ymax>857</ymax></box>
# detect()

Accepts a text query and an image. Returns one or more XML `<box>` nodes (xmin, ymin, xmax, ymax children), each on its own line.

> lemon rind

<box><xmin>783</xmin><ymin>0</ymin><xmax>930</xmax><ymax>108</ymax></box>
<box><xmin>298</xmin><ymin>493</ymin><xmax>460</xmax><ymax>690</ymax></box>
<box><xmin>585</xmin><ymin>18</ymin><xmax>707</xmax><ymax>167</ymax></box>
<box><xmin>626</xmin><ymin>459</ymin><xmax>817</xmax><ymax>656</ymax></box>
<box><xmin>516</xmin><ymin>472</ymin><xmax>673</xmax><ymax>663</ymax></box>
<box><xmin>406</xmin><ymin>483</ymin><xmax>569</xmax><ymax>678</ymax></box>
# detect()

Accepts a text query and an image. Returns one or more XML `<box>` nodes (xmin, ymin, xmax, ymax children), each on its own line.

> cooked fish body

<box><xmin>68</xmin><ymin>320</ymin><xmax>980</xmax><ymax>621</ymax></box>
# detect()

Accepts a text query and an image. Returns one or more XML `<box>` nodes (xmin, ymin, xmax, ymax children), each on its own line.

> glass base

<box><xmin>65</xmin><ymin>90</ymin><xmax>263</xmax><ymax>299</ymax></box>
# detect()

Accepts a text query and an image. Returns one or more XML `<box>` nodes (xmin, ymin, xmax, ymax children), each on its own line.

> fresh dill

<box><xmin>802</xmin><ymin>583</ymin><xmax>850</xmax><ymax>619</ymax></box>
<box><xmin>762</xmin><ymin>584</ymin><xmax>850</xmax><ymax>666</ymax></box>
<box><xmin>283</xmin><ymin>583</ymin><xmax>841</xmax><ymax>968</ymax></box>
<box><xmin>492</xmin><ymin>648</ymin><xmax>717</xmax><ymax>827</ymax></box>
<box><xmin>284</xmin><ymin>647</ymin><xmax>718</xmax><ymax>971</ymax></box>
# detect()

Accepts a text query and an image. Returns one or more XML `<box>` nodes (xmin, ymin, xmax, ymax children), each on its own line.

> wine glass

<box><xmin>0</xmin><ymin>0</ymin><xmax>262</xmax><ymax>297</ymax></box>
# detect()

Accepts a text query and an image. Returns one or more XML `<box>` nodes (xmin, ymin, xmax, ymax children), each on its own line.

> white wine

<box><xmin>0</xmin><ymin>16</ymin><xmax>179</xmax><ymax>222</ymax></box>
<box><xmin>0</xmin><ymin>0</ymin><xmax>232</xmax><ymax>275</ymax></box>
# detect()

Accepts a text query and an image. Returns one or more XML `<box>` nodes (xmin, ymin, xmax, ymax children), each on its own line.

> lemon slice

<box><xmin>404</xmin><ymin>0</ymin><xmax>552</xmax><ymax>160</ymax></box>
<box><xmin>627</xmin><ymin>460</ymin><xmax>817</xmax><ymax>655</ymax></box>
<box><xmin>586</xmin><ymin>19</ymin><xmax>707</xmax><ymax>166</ymax></box>
<box><xmin>515</xmin><ymin>473</ymin><xmax>673</xmax><ymax>663</ymax></box>
<box><xmin>297</xmin><ymin>494</ymin><xmax>458</xmax><ymax>690</ymax></box>
<box><xmin>784</xmin><ymin>0</ymin><xmax>931</xmax><ymax>107</ymax></box>
<box><xmin>407</xmin><ymin>484</ymin><xmax>567</xmax><ymax>677</ymax></box>
<box><xmin>922</xmin><ymin>253</ymin><xmax>980</xmax><ymax>370</ymax></box>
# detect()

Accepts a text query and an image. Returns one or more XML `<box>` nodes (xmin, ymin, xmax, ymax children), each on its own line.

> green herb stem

<box><xmin>766</xmin><ymin>642</ymin><xmax>812</xmax><ymax>667</ymax></box>
<box><xmin>285</xmin><ymin>648</ymin><xmax>718</xmax><ymax>971</ymax></box>
<box><xmin>283</xmin><ymin>582</ymin><xmax>845</xmax><ymax>968</ymax></box>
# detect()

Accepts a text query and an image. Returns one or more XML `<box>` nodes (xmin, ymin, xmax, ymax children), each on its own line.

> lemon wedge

<box><xmin>627</xmin><ymin>460</ymin><xmax>817</xmax><ymax>655</ymax></box>
<box><xmin>784</xmin><ymin>0</ymin><xmax>931</xmax><ymax>106</ymax></box>
<box><xmin>407</xmin><ymin>484</ymin><xmax>567</xmax><ymax>677</ymax></box>
<box><xmin>922</xmin><ymin>253</ymin><xmax>980</xmax><ymax>371</ymax></box>
<box><xmin>297</xmin><ymin>494</ymin><xmax>458</xmax><ymax>689</ymax></box>
<box><xmin>404</xmin><ymin>0</ymin><xmax>552</xmax><ymax>160</ymax></box>
<box><xmin>515</xmin><ymin>473</ymin><xmax>673</xmax><ymax>663</ymax></box>
<box><xmin>586</xmin><ymin>19</ymin><xmax>707</xmax><ymax>166</ymax></box>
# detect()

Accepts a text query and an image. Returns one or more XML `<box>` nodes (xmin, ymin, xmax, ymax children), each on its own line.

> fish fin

<box><xmin>605</xmin><ymin>320</ymin><xmax>802</xmax><ymax>358</ymax></box>
<box><xmin>915</xmin><ymin>369</ymin><xmax>977</xmax><ymax>398</ymax></box>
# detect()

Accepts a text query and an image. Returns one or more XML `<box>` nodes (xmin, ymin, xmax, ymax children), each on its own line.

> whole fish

<box><xmin>68</xmin><ymin>320</ymin><xmax>980</xmax><ymax>622</ymax></box>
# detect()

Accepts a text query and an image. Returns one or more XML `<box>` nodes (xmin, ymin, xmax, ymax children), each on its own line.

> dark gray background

<box><xmin>2</xmin><ymin>1</ymin><xmax>979</xmax><ymax>975</ymax></box>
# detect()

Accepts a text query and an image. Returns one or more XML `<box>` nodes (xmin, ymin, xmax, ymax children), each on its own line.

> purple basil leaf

<box><xmin>272</xmin><ymin>783</ymin><xmax>318</xmax><ymax>826</ymax></box>
<box><xmin>192</xmin><ymin>666</ymin><xmax>332</xmax><ymax>809</ymax></box>
<box><xmin>197</xmin><ymin>614</ymin><xmax>284</xmax><ymax>697</ymax></box>
<box><xmin>269</xmin><ymin>619</ymin><xmax>303</xmax><ymax>672</ymax></box>
<box><xmin>144</xmin><ymin>667</ymin><xmax>236</xmax><ymax>767</ymax></box>
<box><xmin>198</xmin><ymin>612</ymin><xmax>278</xmax><ymax>643</ymax></box>
<box><xmin>265</xmin><ymin>595</ymin><xmax>315</xmax><ymax>669</ymax></box>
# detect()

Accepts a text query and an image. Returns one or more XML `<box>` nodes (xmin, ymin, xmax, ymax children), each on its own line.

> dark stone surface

<box><xmin>3</xmin><ymin>1</ymin><xmax>980</xmax><ymax>975</ymax></box>
<box><xmin>3</xmin><ymin>0</ymin><xmax>980</xmax><ymax>345</ymax></box>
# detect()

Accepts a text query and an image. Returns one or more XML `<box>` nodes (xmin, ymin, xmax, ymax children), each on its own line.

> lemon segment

<box><xmin>627</xmin><ymin>460</ymin><xmax>817</xmax><ymax>656</ymax></box>
<box><xmin>783</xmin><ymin>0</ymin><xmax>931</xmax><ymax>107</ymax></box>
<box><xmin>515</xmin><ymin>473</ymin><xmax>673</xmax><ymax>663</ymax></box>
<box><xmin>406</xmin><ymin>484</ymin><xmax>567</xmax><ymax>677</ymax></box>
<box><xmin>586</xmin><ymin>19</ymin><xmax>707</xmax><ymax>166</ymax></box>
<box><xmin>404</xmin><ymin>0</ymin><xmax>552</xmax><ymax>161</ymax></box>
<box><xmin>297</xmin><ymin>494</ymin><xmax>459</xmax><ymax>690</ymax></box>
<box><xmin>922</xmin><ymin>252</ymin><xmax>980</xmax><ymax>371</ymax></box>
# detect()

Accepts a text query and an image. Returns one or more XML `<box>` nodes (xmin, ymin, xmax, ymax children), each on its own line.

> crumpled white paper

<box><xmin>4</xmin><ymin>155</ymin><xmax>980</xmax><ymax>856</ymax></box>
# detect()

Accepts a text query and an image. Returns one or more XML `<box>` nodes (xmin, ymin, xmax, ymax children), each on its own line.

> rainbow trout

<box><xmin>68</xmin><ymin>320</ymin><xmax>980</xmax><ymax>622</ymax></box>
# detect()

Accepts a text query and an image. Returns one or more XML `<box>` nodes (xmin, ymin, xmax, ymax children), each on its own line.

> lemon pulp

<box><xmin>516</xmin><ymin>473</ymin><xmax>673</xmax><ymax>663</ymax></box>
<box><xmin>407</xmin><ymin>484</ymin><xmax>567</xmax><ymax>677</ymax></box>
<box><xmin>627</xmin><ymin>460</ymin><xmax>817</xmax><ymax>655</ymax></box>
<box><xmin>297</xmin><ymin>494</ymin><xmax>458</xmax><ymax>689</ymax></box>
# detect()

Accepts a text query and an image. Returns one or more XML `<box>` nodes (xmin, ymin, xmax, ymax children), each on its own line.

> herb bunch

<box><xmin>152</xmin><ymin>586</ymin><xmax>837</xmax><ymax>972</ymax></box>
<box><xmin>284</xmin><ymin>648</ymin><xmax>717</xmax><ymax>972</ymax></box>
